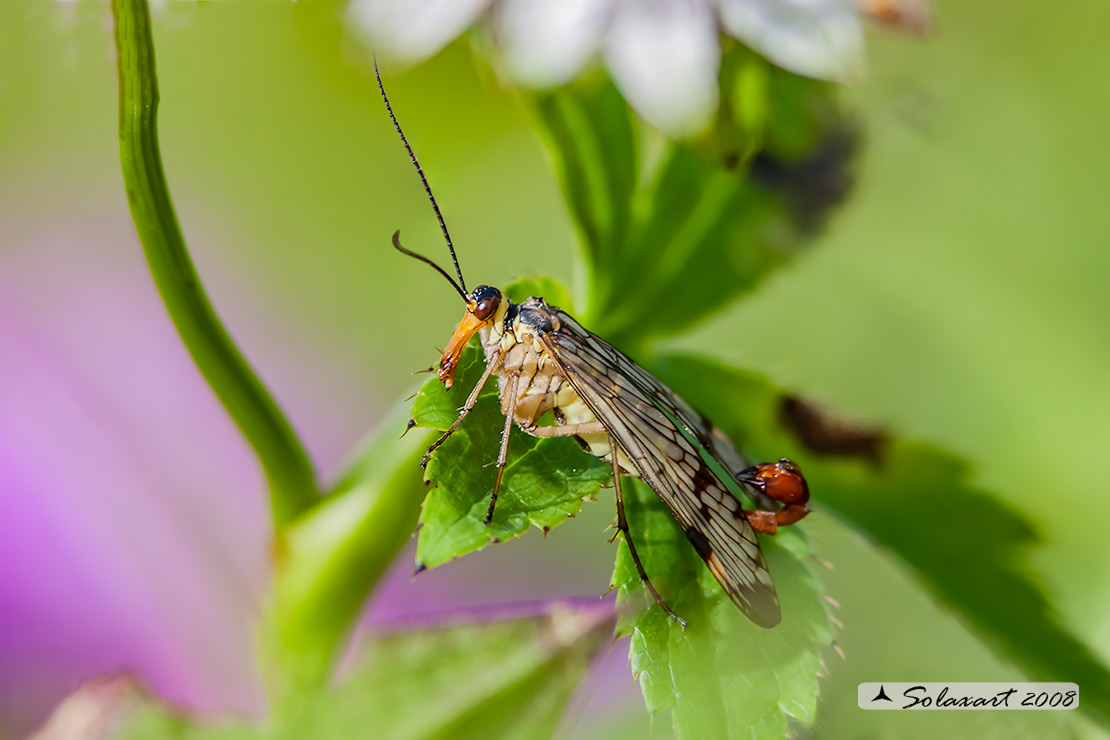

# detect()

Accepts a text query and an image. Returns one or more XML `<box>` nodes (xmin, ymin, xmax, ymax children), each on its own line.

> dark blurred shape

<box><xmin>750</xmin><ymin>125</ymin><xmax>860</xmax><ymax>235</ymax></box>
<box><xmin>779</xmin><ymin>396</ymin><xmax>886</xmax><ymax>462</ymax></box>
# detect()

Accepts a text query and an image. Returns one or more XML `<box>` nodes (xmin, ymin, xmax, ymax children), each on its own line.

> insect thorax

<box><xmin>479</xmin><ymin>296</ymin><xmax>614</xmax><ymax>460</ymax></box>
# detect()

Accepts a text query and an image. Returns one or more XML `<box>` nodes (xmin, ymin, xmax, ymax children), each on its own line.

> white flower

<box><xmin>719</xmin><ymin>0</ymin><xmax>864</xmax><ymax>80</ymax></box>
<box><xmin>349</xmin><ymin>0</ymin><xmax>868</xmax><ymax>137</ymax></box>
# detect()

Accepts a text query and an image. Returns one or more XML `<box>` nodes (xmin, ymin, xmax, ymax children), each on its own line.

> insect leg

<box><xmin>485</xmin><ymin>371</ymin><xmax>518</xmax><ymax>525</ymax></box>
<box><xmin>610</xmin><ymin>434</ymin><xmax>687</xmax><ymax>630</ymax></box>
<box><xmin>519</xmin><ymin>420</ymin><xmax>606</xmax><ymax>437</ymax></box>
<box><xmin>422</xmin><ymin>350</ymin><xmax>502</xmax><ymax>469</ymax></box>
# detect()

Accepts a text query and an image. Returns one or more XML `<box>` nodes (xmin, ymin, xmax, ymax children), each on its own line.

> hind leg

<box><xmin>609</xmin><ymin>434</ymin><xmax>687</xmax><ymax>629</ymax></box>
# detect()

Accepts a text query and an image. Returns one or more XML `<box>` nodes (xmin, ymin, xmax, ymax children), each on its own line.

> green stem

<box><xmin>266</xmin><ymin>405</ymin><xmax>431</xmax><ymax>694</ymax></box>
<box><xmin>112</xmin><ymin>0</ymin><xmax>317</xmax><ymax>528</ymax></box>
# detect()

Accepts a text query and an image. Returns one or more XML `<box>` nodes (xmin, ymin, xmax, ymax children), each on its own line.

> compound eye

<box><xmin>472</xmin><ymin>293</ymin><xmax>500</xmax><ymax>321</ymax></box>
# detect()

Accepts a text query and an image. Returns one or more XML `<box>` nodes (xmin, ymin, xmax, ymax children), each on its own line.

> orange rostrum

<box><xmin>437</xmin><ymin>305</ymin><xmax>485</xmax><ymax>389</ymax></box>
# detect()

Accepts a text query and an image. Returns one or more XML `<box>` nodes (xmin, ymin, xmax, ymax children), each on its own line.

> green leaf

<box><xmin>595</xmin><ymin>145</ymin><xmax>788</xmax><ymax>345</ymax></box>
<box><xmin>821</xmin><ymin>448</ymin><xmax>1110</xmax><ymax>727</ymax></box>
<box><xmin>411</xmin><ymin>344</ymin><xmax>610</xmax><ymax>569</ymax></box>
<box><xmin>599</xmin><ymin>120</ymin><xmax>855</xmax><ymax>348</ymax></box>
<box><xmin>407</xmin><ymin>273</ymin><xmax>836</xmax><ymax>738</ymax></box>
<box><xmin>93</xmin><ymin>605</ymin><xmax>613</xmax><ymax>740</ymax></box>
<box><xmin>533</xmin><ymin>75</ymin><xmax>637</xmax><ymax>307</ymax></box>
<box><xmin>533</xmin><ymin>70</ymin><xmax>857</xmax><ymax>350</ymax></box>
<box><xmin>613</xmin><ymin>478</ymin><xmax>834</xmax><ymax>739</ymax></box>
<box><xmin>307</xmin><ymin>604</ymin><xmax>613</xmax><ymax>740</ymax></box>
<box><xmin>652</xmin><ymin>354</ymin><xmax>1110</xmax><ymax>729</ymax></box>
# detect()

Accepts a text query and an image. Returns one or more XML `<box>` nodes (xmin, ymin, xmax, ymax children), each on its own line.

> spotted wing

<box><xmin>539</xmin><ymin>309</ymin><xmax>781</xmax><ymax>627</ymax></box>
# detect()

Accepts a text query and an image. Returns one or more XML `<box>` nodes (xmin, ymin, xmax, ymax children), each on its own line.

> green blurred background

<box><xmin>1</xmin><ymin>0</ymin><xmax>1107</xmax><ymax>737</ymax></box>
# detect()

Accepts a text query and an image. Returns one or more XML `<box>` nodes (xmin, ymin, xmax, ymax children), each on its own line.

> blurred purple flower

<box><xmin>0</xmin><ymin>211</ymin><xmax>270</xmax><ymax>737</ymax></box>
<box><xmin>0</xmin><ymin>202</ymin><xmax>642</xmax><ymax>738</ymax></box>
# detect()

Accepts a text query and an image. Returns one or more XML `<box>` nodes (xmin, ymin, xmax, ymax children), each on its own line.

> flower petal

<box><xmin>492</xmin><ymin>0</ymin><xmax>610</xmax><ymax>88</ymax></box>
<box><xmin>719</xmin><ymin>0</ymin><xmax>864</xmax><ymax>81</ymax></box>
<box><xmin>347</xmin><ymin>0</ymin><xmax>491</xmax><ymax>64</ymax></box>
<box><xmin>603</xmin><ymin>0</ymin><xmax>721</xmax><ymax>137</ymax></box>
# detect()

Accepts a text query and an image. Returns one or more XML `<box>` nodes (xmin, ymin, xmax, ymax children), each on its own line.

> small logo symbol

<box><xmin>872</xmin><ymin>685</ymin><xmax>893</xmax><ymax>702</ymax></box>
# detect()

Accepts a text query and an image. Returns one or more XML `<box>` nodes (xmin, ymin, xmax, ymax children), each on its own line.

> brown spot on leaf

<box><xmin>780</xmin><ymin>396</ymin><xmax>885</xmax><ymax>463</ymax></box>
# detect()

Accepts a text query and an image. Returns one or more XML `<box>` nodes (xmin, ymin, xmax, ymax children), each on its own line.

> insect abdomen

<box><xmin>493</xmin><ymin>300</ymin><xmax>632</xmax><ymax>471</ymax></box>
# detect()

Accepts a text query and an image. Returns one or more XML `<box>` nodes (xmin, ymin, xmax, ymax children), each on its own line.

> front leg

<box><xmin>422</xmin><ymin>349</ymin><xmax>503</xmax><ymax>469</ymax></box>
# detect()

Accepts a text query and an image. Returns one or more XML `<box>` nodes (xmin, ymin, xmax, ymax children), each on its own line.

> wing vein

<box><xmin>537</xmin><ymin>310</ymin><xmax>781</xmax><ymax>626</ymax></box>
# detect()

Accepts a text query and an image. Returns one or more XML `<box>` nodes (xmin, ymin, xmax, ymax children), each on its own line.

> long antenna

<box><xmin>392</xmin><ymin>231</ymin><xmax>467</xmax><ymax>301</ymax></box>
<box><xmin>374</xmin><ymin>57</ymin><xmax>468</xmax><ymax>295</ymax></box>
